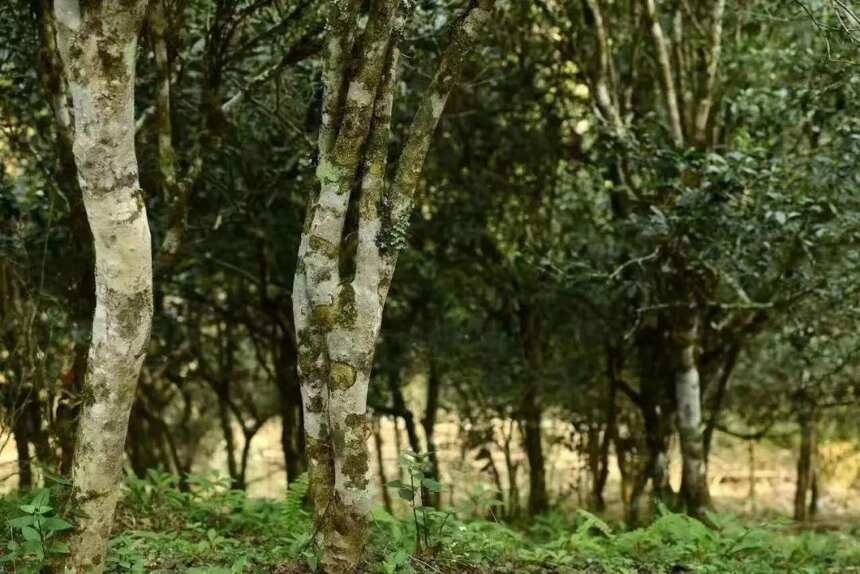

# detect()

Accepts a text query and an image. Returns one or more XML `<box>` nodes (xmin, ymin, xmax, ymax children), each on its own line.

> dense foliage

<box><xmin>3</xmin><ymin>0</ymin><xmax>860</xmax><ymax>572</ymax></box>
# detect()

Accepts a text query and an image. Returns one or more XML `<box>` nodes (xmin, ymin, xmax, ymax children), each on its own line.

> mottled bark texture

<box><xmin>674</xmin><ymin>309</ymin><xmax>710</xmax><ymax>519</ymax></box>
<box><xmin>794</xmin><ymin>409</ymin><xmax>818</xmax><ymax>522</ymax></box>
<box><xmin>54</xmin><ymin>1</ymin><xmax>153</xmax><ymax>572</ymax></box>
<box><xmin>292</xmin><ymin>0</ymin><xmax>494</xmax><ymax>569</ymax></box>
<box><xmin>35</xmin><ymin>0</ymin><xmax>95</xmax><ymax>477</ymax></box>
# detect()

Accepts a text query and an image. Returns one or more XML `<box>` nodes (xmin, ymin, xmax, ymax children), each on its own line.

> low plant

<box><xmin>1</xmin><ymin>489</ymin><xmax>73</xmax><ymax>573</ymax></box>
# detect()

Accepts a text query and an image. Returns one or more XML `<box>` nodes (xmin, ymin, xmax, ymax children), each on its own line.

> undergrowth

<box><xmin>2</xmin><ymin>472</ymin><xmax>860</xmax><ymax>573</ymax></box>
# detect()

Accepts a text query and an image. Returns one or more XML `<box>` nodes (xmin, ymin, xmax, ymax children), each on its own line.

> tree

<box><xmin>54</xmin><ymin>2</ymin><xmax>153</xmax><ymax>571</ymax></box>
<box><xmin>291</xmin><ymin>0</ymin><xmax>495</xmax><ymax>568</ymax></box>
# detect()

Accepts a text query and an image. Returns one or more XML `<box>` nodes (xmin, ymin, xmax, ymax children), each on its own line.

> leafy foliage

<box><xmin>1</xmin><ymin>489</ymin><xmax>72</xmax><ymax>573</ymax></box>
<box><xmin>4</xmin><ymin>475</ymin><xmax>854</xmax><ymax>573</ymax></box>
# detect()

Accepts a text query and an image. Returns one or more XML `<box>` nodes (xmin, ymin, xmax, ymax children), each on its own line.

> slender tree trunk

<box><xmin>127</xmin><ymin>400</ymin><xmax>165</xmax><ymax>477</ymax></box>
<box><xmin>615</xmin><ymin>436</ymin><xmax>632</xmax><ymax>516</ymax></box>
<box><xmin>586</xmin><ymin>425</ymin><xmax>603</xmax><ymax>511</ymax></box>
<box><xmin>626</xmin><ymin>466</ymin><xmax>650</xmax><ymax>527</ymax></box>
<box><xmin>35</xmin><ymin>0</ymin><xmax>94</xmax><ymax>479</ymax></box>
<box><xmin>519</xmin><ymin>300</ymin><xmax>548</xmax><ymax>516</ymax></box>
<box><xmin>27</xmin><ymin>397</ymin><xmax>54</xmax><ymax>474</ymax></box>
<box><xmin>372</xmin><ymin>417</ymin><xmax>393</xmax><ymax>513</ymax></box>
<box><xmin>702</xmin><ymin>343</ymin><xmax>740</xmax><ymax>462</ymax></box>
<box><xmin>794</xmin><ymin>413</ymin><xmax>816</xmax><ymax>522</ymax></box>
<box><xmin>742</xmin><ymin>439</ymin><xmax>756</xmax><ymax>514</ymax></box>
<box><xmin>592</xmin><ymin>378</ymin><xmax>617</xmax><ymax>512</ymax></box>
<box><xmin>500</xmin><ymin>420</ymin><xmax>520</xmax><ymax>520</ymax></box>
<box><xmin>423</xmin><ymin>356</ymin><xmax>441</xmax><ymax>507</ymax></box>
<box><xmin>13</xmin><ymin>417</ymin><xmax>33</xmax><ymax>490</ymax></box>
<box><xmin>55</xmin><ymin>2</ymin><xmax>153</xmax><ymax>571</ymax></box>
<box><xmin>522</xmin><ymin>390</ymin><xmax>548</xmax><ymax>515</ymax></box>
<box><xmin>674</xmin><ymin>310</ymin><xmax>710</xmax><ymax>518</ymax></box>
<box><xmin>275</xmin><ymin>338</ymin><xmax>306</xmax><ymax>483</ymax></box>
<box><xmin>389</xmin><ymin>375</ymin><xmax>423</xmax><ymax>456</ymax></box>
<box><xmin>809</xmin><ymin>466</ymin><xmax>819</xmax><ymax>520</ymax></box>
<box><xmin>217</xmin><ymin>393</ymin><xmax>242</xmax><ymax>490</ymax></box>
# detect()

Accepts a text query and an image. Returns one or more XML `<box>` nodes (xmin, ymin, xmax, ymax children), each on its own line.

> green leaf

<box><xmin>31</xmin><ymin>490</ymin><xmax>50</xmax><ymax>508</ymax></box>
<box><xmin>21</xmin><ymin>526</ymin><xmax>41</xmax><ymax>542</ymax></box>
<box><xmin>398</xmin><ymin>487</ymin><xmax>414</xmax><ymax>501</ymax></box>
<box><xmin>7</xmin><ymin>515</ymin><xmax>35</xmax><ymax>529</ymax></box>
<box><xmin>421</xmin><ymin>478</ymin><xmax>443</xmax><ymax>492</ymax></box>
<box><xmin>385</xmin><ymin>480</ymin><xmax>404</xmax><ymax>489</ymax></box>
<box><xmin>41</xmin><ymin>517</ymin><xmax>74</xmax><ymax>532</ymax></box>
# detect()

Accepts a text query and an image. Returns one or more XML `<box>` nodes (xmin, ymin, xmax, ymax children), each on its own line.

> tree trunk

<box><xmin>592</xmin><ymin>377</ymin><xmax>617</xmax><ymax>512</ymax></box>
<box><xmin>275</xmin><ymin>336</ymin><xmax>306</xmax><ymax>483</ymax></box>
<box><xmin>35</xmin><ymin>0</ymin><xmax>95</xmax><ymax>479</ymax></box>
<box><xmin>372</xmin><ymin>417</ymin><xmax>393</xmax><ymax>513</ymax></box>
<box><xmin>794</xmin><ymin>412</ymin><xmax>816</xmax><ymax>522</ymax></box>
<box><xmin>423</xmin><ymin>355</ymin><xmax>442</xmax><ymax>499</ymax></box>
<box><xmin>388</xmin><ymin>374</ymin><xmax>423</xmax><ymax>456</ymax></box>
<box><xmin>809</xmin><ymin>466</ymin><xmax>819</xmax><ymax>520</ymax></box>
<box><xmin>674</xmin><ymin>310</ymin><xmax>710</xmax><ymax>519</ymax></box>
<box><xmin>499</xmin><ymin>419</ymin><xmax>520</xmax><ymax>520</ymax></box>
<box><xmin>702</xmin><ymin>343</ymin><xmax>740</xmax><ymax>462</ymax></box>
<box><xmin>217</xmin><ymin>393</ymin><xmax>242</xmax><ymax>490</ymax></box>
<box><xmin>522</xmin><ymin>390</ymin><xmax>548</xmax><ymax>515</ymax></box>
<box><xmin>626</xmin><ymin>466</ymin><xmax>650</xmax><ymax>527</ymax></box>
<box><xmin>634</xmin><ymin>318</ymin><xmax>678</xmax><ymax>514</ymax></box>
<box><xmin>55</xmin><ymin>2</ymin><xmax>153</xmax><ymax>571</ymax></box>
<box><xmin>292</xmin><ymin>2</ymin><xmax>493</xmax><ymax>568</ymax></box>
<box><xmin>13</xmin><ymin>416</ymin><xmax>33</xmax><ymax>490</ymax></box>
<box><xmin>586</xmin><ymin>425</ymin><xmax>603</xmax><ymax>511</ymax></box>
<box><xmin>519</xmin><ymin>300</ymin><xmax>548</xmax><ymax>516</ymax></box>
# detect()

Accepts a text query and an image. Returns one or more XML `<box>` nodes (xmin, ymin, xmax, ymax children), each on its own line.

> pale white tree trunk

<box><xmin>674</xmin><ymin>310</ymin><xmax>709</xmax><ymax>518</ymax></box>
<box><xmin>293</xmin><ymin>1</ymin><xmax>495</xmax><ymax>570</ymax></box>
<box><xmin>54</xmin><ymin>1</ymin><xmax>152</xmax><ymax>572</ymax></box>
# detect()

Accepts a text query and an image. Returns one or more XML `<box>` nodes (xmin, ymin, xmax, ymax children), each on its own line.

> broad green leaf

<box><xmin>7</xmin><ymin>515</ymin><xmax>35</xmax><ymax>528</ymax></box>
<box><xmin>42</xmin><ymin>517</ymin><xmax>74</xmax><ymax>532</ymax></box>
<box><xmin>21</xmin><ymin>526</ymin><xmax>41</xmax><ymax>542</ymax></box>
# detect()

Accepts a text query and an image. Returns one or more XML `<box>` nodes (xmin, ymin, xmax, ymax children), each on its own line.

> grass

<box><xmin>2</xmin><ymin>471</ymin><xmax>860</xmax><ymax>573</ymax></box>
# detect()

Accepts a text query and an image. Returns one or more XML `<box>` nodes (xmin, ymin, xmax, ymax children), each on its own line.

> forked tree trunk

<box><xmin>292</xmin><ymin>1</ymin><xmax>494</xmax><ymax>569</ymax></box>
<box><xmin>54</xmin><ymin>2</ymin><xmax>153</xmax><ymax>571</ymax></box>
<box><xmin>674</xmin><ymin>309</ymin><xmax>710</xmax><ymax>519</ymax></box>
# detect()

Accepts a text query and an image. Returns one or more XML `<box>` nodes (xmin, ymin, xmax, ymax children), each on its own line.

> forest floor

<box><xmin>3</xmin><ymin>420</ymin><xmax>860</xmax><ymax>572</ymax></box>
<box><xmin>3</xmin><ymin>472</ymin><xmax>860</xmax><ymax>574</ymax></box>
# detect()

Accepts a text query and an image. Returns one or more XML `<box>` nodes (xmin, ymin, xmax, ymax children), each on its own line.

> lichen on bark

<box><xmin>54</xmin><ymin>1</ymin><xmax>153</xmax><ymax>572</ymax></box>
<box><xmin>291</xmin><ymin>0</ymin><xmax>496</xmax><ymax>570</ymax></box>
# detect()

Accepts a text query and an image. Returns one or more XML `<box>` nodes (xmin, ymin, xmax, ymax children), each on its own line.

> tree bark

<box><xmin>794</xmin><ymin>411</ymin><xmax>817</xmax><ymax>522</ymax></box>
<box><xmin>519</xmin><ymin>300</ymin><xmax>548</xmax><ymax>516</ymax></box>
<box><xmin>422</xmin><ymin>356</ymin><xmax>442</xmax><ymax>507</ymax></box>
<box><xmin>371</xmin><ymin>417</ymin><xmax>393</xmax><ymax>513</ymax></box>
<box><xmin>13</xmin><ymin>416</ymin><xmax>33</xmax><ymax>490</ymax></box>
<box><xmin>522</xmin><ymin>392</ymin><xmax>548</xmax><ymax>515</ymax></box>
<box><xmin>54</xmin><ymin>2</ymin><xmax>153</xmax><ymax>571</ymax></box>
<box><xmin>35</xmin><ymin>0</ymin><xmax>95</xmax><ymax>479</ymax></box>
<box><xmin>275</xmin><ymin>335</ymin><xmax>307</xmax><ymax>483</ymax></box>
<box><xmin>291</xmin><ymin>1</ymin><xmax>494</xmax><ymax>569</ymax></box>
<box><xmin>675</xmin><ymin>309</ymin><xmax>710</xmax><ymax>519</ymax></box>
<box><xmin>593</xmin><ymin>364</ymin><xmax>619</xmax><ymax>512</ymax></box>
